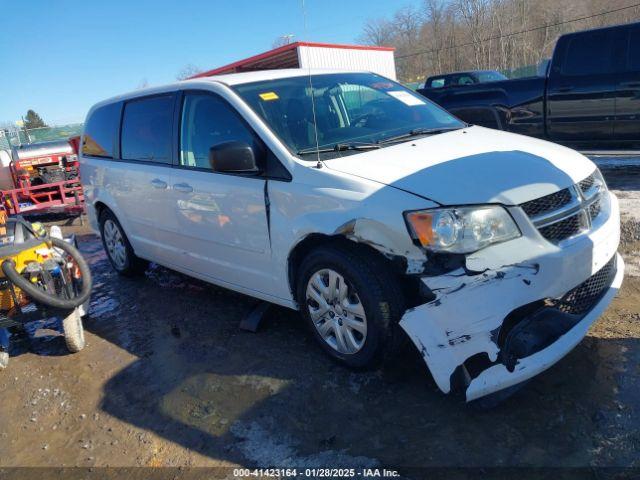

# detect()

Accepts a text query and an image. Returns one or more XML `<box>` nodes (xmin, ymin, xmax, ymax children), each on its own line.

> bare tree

<box><xmin>176</xmin><ymin>64</ymin><xmax>203</xmax><ymax>81</ymax></box>
<box><xmin>272</xmin><ymin>34</ymin><xmax>295</xmax><ymax>48</ymax></box>
<box><xmin>423</xmin><ymin>0</ymin><xmax>446</xmax><ymax>73</ymax></box>
<box><xmin>359</xmin><ymin>18</ymin><xmax>395</xmax><ymax>46</ymax></box>
<box><xmin>361</xmin><ymin>0</ymin><xmax>640</xmax><ymax>82</ymax></box>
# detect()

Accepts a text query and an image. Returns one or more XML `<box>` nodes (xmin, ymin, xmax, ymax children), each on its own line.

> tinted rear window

<box><xmin>561</xmin><ymin>30</ymin><xmax>613</xmax><ymax>76</ymax></box>
<box><xmin>121</xmin><ymin>95</ymin><xmax>174</xmax><ymax>164</ymax></box>
<box><xmin>82</xmin><ymin>103</ymin><xmax>120</xmax><ymax>158</ymax></box>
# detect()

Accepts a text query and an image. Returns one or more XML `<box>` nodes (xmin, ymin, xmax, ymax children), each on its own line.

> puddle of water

<box><xmin>144</xmin><ymin>263</ymin><xmax>207</xmax><ymax>291</ymax></box>
<box><xmin>145</xmin><ymin>264</ymin><xmax>187</xmax><ymax>289</ymax></box>
<box><xmin>89</xmin><ymin>296</ymin><xmax>120</xmax><ymax>318</ymax></box>
<box><xmin>160</xmin><ymin>373</ymin><xmax>289</xmax><ymax>437</ymax></box>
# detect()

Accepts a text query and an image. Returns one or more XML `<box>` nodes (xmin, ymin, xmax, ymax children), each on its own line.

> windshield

<box><xmin>475</xmin><ymin>71</ymin><xmax>508</xmax><ymax>83</ymax></box>
<box><xmin>232</xmin><ymin>72</ymin><xmax>464</xmax><ymax>158</ymax></box>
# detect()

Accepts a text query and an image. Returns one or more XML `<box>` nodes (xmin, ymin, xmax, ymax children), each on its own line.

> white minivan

<box><xmin>80</xmin><ymin>69</ymin><xmax>624</xmax><ymax>403</ymax></box>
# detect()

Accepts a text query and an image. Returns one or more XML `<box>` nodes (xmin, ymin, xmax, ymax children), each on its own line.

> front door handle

<box><xmin>150</xmin><ymin>178</ymin><xmax>167</xmax><ymax>189</ymax></box>
<box><xmin>173</xmin><ymin>183</ymin><xmax>193</xmax><ymax>193</ymax></box>
<box><xmin>557</xmin><ymin>85</ymin><xmax>574</xmax><ymax>92</ymax></box>
<box><xmin>621</xmin><ymin>81</ymin><xmax>640</xmax><ymax>88</ymax></box>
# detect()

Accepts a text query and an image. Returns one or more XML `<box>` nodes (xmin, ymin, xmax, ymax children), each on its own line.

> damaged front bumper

<box><xmin>399</xmin><ymin>192</ymin><xmax>624</xmax><ymax>401</ymax></box>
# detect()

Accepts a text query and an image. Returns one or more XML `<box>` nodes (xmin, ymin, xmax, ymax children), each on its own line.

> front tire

<box><xmin>296</xmin><ymin>244</ymin><xmax>405</xmax><ymax>369</ymax></box>
<box><xmin>99</xmin><ymin>210</ymin><xmax>147</xmax><ymax>276</ymax></box>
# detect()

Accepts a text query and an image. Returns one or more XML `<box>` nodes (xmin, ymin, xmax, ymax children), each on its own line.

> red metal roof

<box><xmin>189</xmin><ymin>41</ymin><xmax>395</xmax><ymax>79</ymax></box>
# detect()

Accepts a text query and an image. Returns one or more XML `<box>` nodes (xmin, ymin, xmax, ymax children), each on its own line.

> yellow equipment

<box><xmin>0</xmin><ymin>216</ymin><xmax>92</xmax><ymax>369</ymax></box>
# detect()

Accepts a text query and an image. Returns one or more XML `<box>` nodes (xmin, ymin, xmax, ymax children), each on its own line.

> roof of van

<box><xmin>87</xmin><ymin>68</ymin><xmax>364</xmax><ymax>112</ymax></box>
<box><xmin>183</xmin><ymin>68</ymin><xmax>356</xmax><ymax>85</ymax></box>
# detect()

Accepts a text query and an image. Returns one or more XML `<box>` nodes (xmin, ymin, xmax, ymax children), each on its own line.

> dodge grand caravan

<box><xmin>80</xmin><ymin>69</ymin><xmax>624</xmax><ymax>402</ymax></box>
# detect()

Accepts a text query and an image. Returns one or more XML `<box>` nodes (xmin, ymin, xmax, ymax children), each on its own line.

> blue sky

<box><xmin>0</xmin><ymin>0</ymin><xmax>411</xmax><ymax>125</ymax></box>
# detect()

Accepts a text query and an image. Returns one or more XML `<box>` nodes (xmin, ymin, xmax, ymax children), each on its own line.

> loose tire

<box><xmin>99</xmin><ymin>210</ymin><xmax>147</xmax><ymax>276</ymax></box>
<box><xmin>62</xmin><ymin>308</ymin><xmax>86</xmax><ymax>353</ymax></box>
<box><xmin>296</xmin><ymin>244</ymin><xmax>405</xmax><ymax>369</ymax></box>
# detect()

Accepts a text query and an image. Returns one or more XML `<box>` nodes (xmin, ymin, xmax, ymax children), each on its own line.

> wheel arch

<box><xmin>94</xmin><ymin>200</ymin><xmax>110</xmax><ymax>221</ymax></box>
<box><xmin>287</xmin><ymin>232</ymin><xmax>422</xmax><ymax>309</ymax></box>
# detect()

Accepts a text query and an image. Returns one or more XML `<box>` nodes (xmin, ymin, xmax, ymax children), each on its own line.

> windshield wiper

<box><xmin>297</xmin><ymin>142</ymin><xmax>380</xmax><ymax>156</ymax></box>
<box><xmin>377</xmin><ymin>127</ymin><xmax>463</xmax><ymax>145</ymax></box>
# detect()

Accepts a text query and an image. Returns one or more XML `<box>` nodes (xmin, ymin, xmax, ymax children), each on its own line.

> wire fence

<box><xmin>0</xmin><ymin>124</ymin><xmax>83</xmax><ymax>151</ymax></box>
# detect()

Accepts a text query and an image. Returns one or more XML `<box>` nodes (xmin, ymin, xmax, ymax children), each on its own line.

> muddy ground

<box><xmin>0</xmin><ymin>165</ymin><xmax>638</xmax><ymax>475</ymax></box>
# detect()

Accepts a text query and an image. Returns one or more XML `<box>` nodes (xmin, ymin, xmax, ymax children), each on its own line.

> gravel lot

<box><xmin>0</xmin><ymin>162</ymin><xmax>638</xmax><ymax>475</ymax></box>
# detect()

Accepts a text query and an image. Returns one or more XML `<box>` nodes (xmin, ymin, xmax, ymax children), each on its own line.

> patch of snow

<box><xmin>231</xmin><ymin>420</ymin><xmax>380</xmax><ymax>469</ymax></box>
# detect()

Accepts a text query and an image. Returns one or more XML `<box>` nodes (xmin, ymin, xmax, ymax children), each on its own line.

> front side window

<box><xmin>179</xmin><ymin>93</ymin><xmax>258</xmax><ymax>169</ymax></box>
<box><xmin>82</xmin><ymin>102</ymin><xmax>120</xmax><ymax>158</ymax></box>
<box><xmin>233</xmin><ymin>72</ymin><xmax>463</xmax><ymax>157</ymax></box>
<box><xmin>429</xmin><ymin>78</ymin><xmax>445</xmax><ymax>88</ymax></box>
<box><xmin>121</xmin><ymin>95</ymin><xmax>174</xmax><ymax>164</ymax></box>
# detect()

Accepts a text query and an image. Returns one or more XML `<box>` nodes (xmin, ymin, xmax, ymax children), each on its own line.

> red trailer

<box><xmin>1</xmin><ymin>138</ymin><xmax>84</xmax><ymax>216</ymax></box>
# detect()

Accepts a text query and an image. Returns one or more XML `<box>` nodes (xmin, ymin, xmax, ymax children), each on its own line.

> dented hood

<box><xmin>323</xmin><ymin>126</ymin><xmax>596</xmax><ymax>206</ymax></box>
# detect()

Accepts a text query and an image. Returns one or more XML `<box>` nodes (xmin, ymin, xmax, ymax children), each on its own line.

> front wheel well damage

<box><xmin>287</xmin><ymin>234</ymin><xmax>429</xmax><ymax>310</ymax></box>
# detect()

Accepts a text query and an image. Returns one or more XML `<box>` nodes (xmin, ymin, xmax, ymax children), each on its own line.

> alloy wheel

<box><xmin>306</xmin><ymin>268</ymin><xmax>367</xmax><ymax>354</ymax></box>
<box><xmin>103</xmin><ymin>219</ymin><xmax>127</xmax><ymax>269</ymax></box>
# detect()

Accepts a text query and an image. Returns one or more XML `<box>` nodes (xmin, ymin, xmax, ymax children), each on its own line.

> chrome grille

<box><xmin>520</xmin><ymin>171</ymin><xmax>606</xmax><ymax>244</ymax></box>
<box><xmin>555</xmin><ymin>255</ymin><xmax>617</xmax><ymax>315</ymax></box>
<box><xmin>520</xmin><ymin>188</ymin><xmax>573</xmax><ymax>218</ymax></box>
<box><xmin>589</xmin><ymin>198</ymin><xmax>602</xmax><ymax>220</ymax></box>
<box><xmin>578</xmin><ymin>174</ymin><xmax>595</xmax><ymax>193</ymax></box>
<box><xmin>538</xmin><ymin>212</ymin><xmax>587</xmax><ymax>242</ymax></box>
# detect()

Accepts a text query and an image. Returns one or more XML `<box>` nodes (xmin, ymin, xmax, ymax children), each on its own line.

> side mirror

<box><xmin>209</xmin><ymin>141</ymin><xmax>260</xmax><ymax>174</ymax></box>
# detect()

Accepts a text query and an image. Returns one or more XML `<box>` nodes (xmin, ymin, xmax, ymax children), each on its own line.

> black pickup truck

<box><xmin>417</xmin><ymin>22</ymin><xmax>640</xmax><ymax>151</ymax></box>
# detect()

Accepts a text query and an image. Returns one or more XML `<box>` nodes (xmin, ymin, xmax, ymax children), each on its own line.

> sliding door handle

<box><xmin>173</xmin><ymin>183</ymin><xmax>193</xmax><ymax>193</ymax></box>
<box><xmin>150</xmin><ymin>179</ymin><xmax>167</xmax><ymax>189</ymax></box>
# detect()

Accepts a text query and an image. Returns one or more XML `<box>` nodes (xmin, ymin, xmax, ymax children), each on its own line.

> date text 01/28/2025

<box><xmin>232</xmin><ymin>468</ymin><xmax>401</xmax><ymax>477</ymax></box>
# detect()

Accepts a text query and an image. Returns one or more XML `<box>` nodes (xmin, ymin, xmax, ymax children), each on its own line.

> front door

<box><xmin>167</xmin><ymin>91</ymin><xmax>273</xmax><ymax>296</ymax></box>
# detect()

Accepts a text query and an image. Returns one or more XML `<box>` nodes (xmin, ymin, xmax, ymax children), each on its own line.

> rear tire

<box><xmin>99</xmin><ymin>210</ymin><xmax>147</xmax><ymax>276</ymax></box>
<box><xmin>296</xmin><ymin>243</ymin><xmax>405</xmax><ymax>369</ymax></box>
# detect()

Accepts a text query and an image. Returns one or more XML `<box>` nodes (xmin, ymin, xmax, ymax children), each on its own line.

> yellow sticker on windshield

<box><xmin>259</xmin><ymin>92</ymin><xmax>279</xmax><ymax>101</ymax></box>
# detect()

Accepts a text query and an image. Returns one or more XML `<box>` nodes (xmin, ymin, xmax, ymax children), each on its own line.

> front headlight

<box><xmin>405</xmin><ymin>205</ymin><xmax>521</xmax><ymax>254</ymax></box>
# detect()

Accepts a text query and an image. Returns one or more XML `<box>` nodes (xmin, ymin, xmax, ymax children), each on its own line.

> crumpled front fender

<box><xmin>399</xmin><ymin>195</ymin><xmax>621</xmax><ymax>400</ymax></box>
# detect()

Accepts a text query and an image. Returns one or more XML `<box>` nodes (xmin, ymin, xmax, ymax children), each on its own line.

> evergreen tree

<box><xmin>24</xmin><ymin>110</ymin><xmax>47</xmax><ymax>129</ymax></box>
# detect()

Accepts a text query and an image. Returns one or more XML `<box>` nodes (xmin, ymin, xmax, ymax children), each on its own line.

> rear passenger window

<box><xmin>628</xmin><ymin>28</ymin><xmax>640</xmax><ymax>71</ymax></box>
<box><xmin>82</xmin><ymin>103</ymin><xmax>120</xmax><ymax>158</ymax></box>
<box><xmin>121</xmin><ymin>95</ymin><xmax>174</xmax><ymax>164</ymax></box>
<box><xmin>561</xmin><ymin>31</ymin><xmax>613</xmax><ymax>76</ymax></box>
